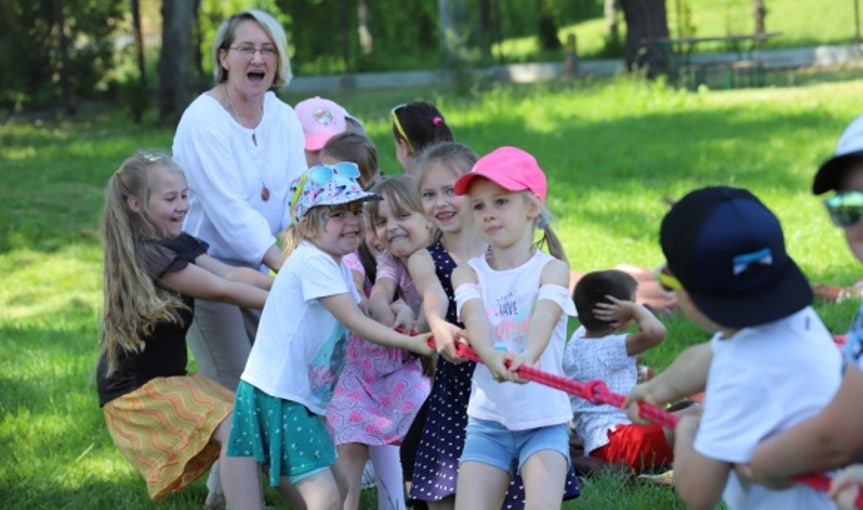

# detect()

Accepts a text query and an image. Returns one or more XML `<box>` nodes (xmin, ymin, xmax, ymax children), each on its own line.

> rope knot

<box><xmin>583</xmin><ymin>380</ymin><xmax>609</xmax><ymax>405</ymax></box>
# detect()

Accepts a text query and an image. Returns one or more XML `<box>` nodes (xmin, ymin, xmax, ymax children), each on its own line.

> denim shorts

<box><xmin>459</xmin><ymin>417</ymin><xmax>571</xmax><ymax>477</ymax></box>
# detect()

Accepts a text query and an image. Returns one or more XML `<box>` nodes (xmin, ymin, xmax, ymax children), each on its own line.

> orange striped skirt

<box><xmin>102</xmin><ymin>373</ymin><xmax>234</xmax><ymax>500</ymax></box>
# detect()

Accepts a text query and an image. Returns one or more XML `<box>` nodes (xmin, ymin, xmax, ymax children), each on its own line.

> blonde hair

<box><xmin>366</xmin><ymin>175</ymin><xmax>425</xmax><ymax>231</ymax></box>
<box><xmin>414</xmin><ymin>141</ymin><xmax>477</xmax><ymax>189</ymax></box>
<box><xmin>212</xmin><ymin>9</ymin><xmax>292</xmax><ymax>88</ymax></box>
<box><xmin>99</xmin><ymin>151</ymin><xmax>189</xmax><ymax>377</ymax></box>
<box><xmin>321</xmin><ymin>132</ymin><xmax>380</xmax><ymax>190</ymax></box>
<box><xmin>280</xmin><ymin>206</ymin><xmax>326</xmax><ymax>262</ymax></box>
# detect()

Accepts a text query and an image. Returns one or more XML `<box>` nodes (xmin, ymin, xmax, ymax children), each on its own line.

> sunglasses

<box><xmin>824</xmin><ymin>191</ymin><xmax>863</xmax><ymax>228</ymax></box>
<box><xmin>290</xmin><ymin>162</ymin><xmax>362</xmax><ymax>223</ymax></box>
<box><xmin>391</xmin><ymin>104</ymin><xmax>415</xmax><ymax>153</ymax></box>
<box><xmin>652</xmin><ymin>263</ymin><xmax>683</xmax><ymax>294</ymax></box>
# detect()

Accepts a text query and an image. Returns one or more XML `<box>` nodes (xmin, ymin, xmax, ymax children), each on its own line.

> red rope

<box><xmin>424</xmin><ymin>336</ymin><xmax>858</xmax><ymax>506</ymax></box>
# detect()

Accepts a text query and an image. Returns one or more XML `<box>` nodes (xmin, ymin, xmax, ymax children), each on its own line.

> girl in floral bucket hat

<box><xmin>224</xmin><ymin>162</ymin><xmax>434</xmax><ymax>509</ymax></box>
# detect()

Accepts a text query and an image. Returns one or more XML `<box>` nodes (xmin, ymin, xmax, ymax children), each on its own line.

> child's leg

<box><xmin>369</xmin><ymin>444</ymin><xmax>406</xmax><ymax>510</ymax></box>
<box><xmin>336</xmin><ymin>442</ymin><xmax>370</xmax><ymax>510</ymax></box>
<box><xmin>454</xmin><ymin>462</ymin><xmax>509</xmax><ymax>510</ymax></box>
<box><xmin>213</xmin><ymin>414</ymin><xmax>264</xmax><ymax>509</ymax></box>
<box><xmin>520</xmin><ymin>450</ymin><xmax>567</xmax><ymax>510</ymax></box>
<box><xmin>295</xmin><ymin>467</ymin><xmax>346</xmax><ymax>510</ymax></box>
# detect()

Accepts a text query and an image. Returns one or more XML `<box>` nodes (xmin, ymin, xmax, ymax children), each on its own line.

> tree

<box><xmin>357</xmin><ymin>0</ymin><xmax>373</xmax><ymax>56</ymax></box>
<box><xmin>605</xmin><ymin>0</ymin><xmax>619</xmax><ymax>48</ymax></box>
<box><xmin>619</xmin><ymin>0</ymin><xmax>671</xmax><ymax>77</ymax></box>
<box><xmin>158</xmin><ymin>0</ymin><xmax>195</xmax><ymax>121</ymax></box>
<box><xmin>752</xmin><ymin>0</ymin><xmax>766</xmax><ymax>47</ymax></box>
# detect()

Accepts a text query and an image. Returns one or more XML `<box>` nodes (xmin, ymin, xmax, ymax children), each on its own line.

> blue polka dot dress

<box><xmin>408</xmin><ymin>241</ymin><xmax>580</xmax><ymax>507</ymax></box>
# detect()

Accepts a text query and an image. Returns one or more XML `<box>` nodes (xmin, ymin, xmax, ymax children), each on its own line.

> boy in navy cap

<box><xmin>624</xmin><ymin>185</ymin><xmax>842</xmax><ymax>510</ymax></box>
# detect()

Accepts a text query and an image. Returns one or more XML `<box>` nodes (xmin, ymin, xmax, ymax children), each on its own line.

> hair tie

<box><xmin>432</xmin><ymin>116</ymin><xmax>443</xmax><ymax>126</ymax></box>
<box><xmin>537</xmin><ymin>212</ymin><xmax>550</xmax><ymax>230</ymax></box>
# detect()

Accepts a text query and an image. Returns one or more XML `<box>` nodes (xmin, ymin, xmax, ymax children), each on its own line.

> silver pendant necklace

<box><xmin>226</xmin><ymin>90</ymin><xmax>269</xmax><ymax>201</ymax></box>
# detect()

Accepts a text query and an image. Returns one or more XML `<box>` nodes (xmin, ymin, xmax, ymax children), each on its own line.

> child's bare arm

<box><xmin>320</xmin><ymin>293</ymin><xmax>433</xmax><ymax>356</ymax></box>
<box><xmin>368</xmin><ymin>277</ymin><xmax>398</xmax><ymax>326</ymax></box>
<box><xmin>161</xmin><ymin>263</ymin><xmax>268</xmax><ymax>309</ymax></box>
<box><xmin>508</xmin><ymin>258</ymin><xmax>571</xmax><ymax>380</ymax></box>
<box><xmin>408</xmin><ymin>250</ymin><xmax>467</xmax><ymax>362</ymax></box>
<box><xmin>195</xmin><ymin>253</ymin><xmax>274</xmax><ymax>290</ymax></box>
<box><xmin>673</xmin><ymin>414</ymin><xmax>730</xmax><ymax>510</ymax></box>
<box><xmin>593</xmin><ymin>296</ymin><xmax>666</xmax><ymax>357</ymax></box>
<box><xmin>453</xmin><ymin>264</ymin><xmax>509</xmax><ymax>379</ymax></box>
<box><xmin>747</xmin><ymin>364</ymin><xmax>863</xmax><ymax>483</ymax></box>
<box><xmin>624</xmin><ymin>341</ymin><xmax>712</xmax><ymax>420</ymax></box>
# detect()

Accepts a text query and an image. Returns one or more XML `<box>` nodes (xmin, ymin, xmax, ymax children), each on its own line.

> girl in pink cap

<box><xmin>449</xmin><ymin>146</ymin><xmax>579</xmax><ymax>510</ymax></box>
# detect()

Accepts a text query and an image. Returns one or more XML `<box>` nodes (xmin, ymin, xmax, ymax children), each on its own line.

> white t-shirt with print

<box><xmin>241</xmin><ymin>241</ymin><xmax>361</xmax><ymax>415</ymax></box>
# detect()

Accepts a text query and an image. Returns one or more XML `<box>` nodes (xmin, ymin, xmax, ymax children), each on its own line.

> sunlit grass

<box><xmin>3</xmin><ymin>72</ymin><xmax>863</xmax><ymax>508</ymax></box>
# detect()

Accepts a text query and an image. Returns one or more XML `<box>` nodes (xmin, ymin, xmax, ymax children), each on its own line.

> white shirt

<box><xmin>694</xmin><ymin>307</ymin><xmax>841</xmax><ymax>510</ymax></box>
<box><xmin>172</xmin><ymin>91</ymin><xmax>306</xmax><ymax>269</ymax></box>
<box><xmin>562</xmin><ymin>327</ymin><xmax>635</xmax><ymax>454</ymax></box>
<box><xmin>457</xmin><ymin>250</ymin><xmax>575</xmax><ymax>430</ymax></box>
<box><xmin>241</xmin><ymin>241</ymin><xmax>361</xmax><ymax>415</ymax></box>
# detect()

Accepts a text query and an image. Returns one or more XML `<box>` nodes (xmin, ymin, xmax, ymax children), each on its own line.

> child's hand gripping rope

<box><xmin>419</xmin><ymin>334</ymin><xmax>862</xmax><ymax>508</ymax></box>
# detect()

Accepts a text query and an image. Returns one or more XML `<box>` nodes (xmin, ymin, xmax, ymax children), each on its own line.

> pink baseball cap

<box><xmin>295</xmin><ymin>96</ymin><xmax>347</xmax><ymax>151</ymax></box>
<box><xmin>454</xmin><ymin>146</ymin><xmax>547</xmax><ymax>202</ymax></box>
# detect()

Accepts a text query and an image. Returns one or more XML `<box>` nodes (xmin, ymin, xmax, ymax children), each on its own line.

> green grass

<box><xmin>3</xmin><ymin>71</ymin><xmax>863</xmax><ymax>508</ymax></box>
<box><xmin>496</xmin><ymin>0</ymin><xmax>860</xmax><ymax>63</ymax></box>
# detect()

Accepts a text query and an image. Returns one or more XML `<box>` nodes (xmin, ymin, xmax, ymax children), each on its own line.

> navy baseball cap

<box><xmin>660</xmin><ymin>186</ymin><xmax>812</xmax><ymax>328</ymax></box>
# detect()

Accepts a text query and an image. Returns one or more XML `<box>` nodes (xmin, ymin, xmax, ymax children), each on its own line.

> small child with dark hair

<box><xmin>563</xmin><ymin>269</ymin><xmax>687</xmax><ymax>472</ymax></box>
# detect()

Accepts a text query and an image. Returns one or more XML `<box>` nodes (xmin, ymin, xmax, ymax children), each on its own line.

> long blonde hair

<box><xmin>99</xmin><ymin>151</ymin><xmax>189</xmax><ymax>376</ymax></box>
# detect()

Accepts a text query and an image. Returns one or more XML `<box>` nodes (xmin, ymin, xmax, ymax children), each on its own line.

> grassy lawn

<box><xmin>3</xmin><ymin>71</ymin><xmax>863</xmax><ymax>508</ymax></box>
<box><xmin>498</xmin><ymin>0</ymin><xmax>860</xmax><ymax>63</ymax></box>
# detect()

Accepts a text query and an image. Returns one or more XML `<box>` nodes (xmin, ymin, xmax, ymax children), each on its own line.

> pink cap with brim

<box><xmin>454</xmin><ymin>146</ymin><xmax>547</xmax><ymax>202</ymax></box>
<box><xmin>295</xmin><ymin>96</ymin><xmax>347</xmax><ymax>151</ymax></box>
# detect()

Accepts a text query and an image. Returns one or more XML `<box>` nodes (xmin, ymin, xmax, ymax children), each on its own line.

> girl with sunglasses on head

<box><xmin>391</xmin><ymin>102</ymin><xmax>455</xmax><ymax>175</ymax></box>
<box><xmin>225</xmin><ymin>163</ymin><xmax>434</xmax><ymax>510</ymax></box>
<box><xmin>743</xmin><ymin>113</ymin><xmax>863</xmax><ymax>509</ymax></box>
<box><xmin>321</xmin><ymin>138</ymin><xmax>428</xmax><ymax>510</ymax></box>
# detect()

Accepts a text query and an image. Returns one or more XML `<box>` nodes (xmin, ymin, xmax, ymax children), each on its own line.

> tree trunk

<box><xmin>604</xmin><ymin>0</ymin><xmax>618</xmax><ymax>47</ymax></box>
<box><xmin>619</xmin><ymin>0</ymin><xmax>670</xmax><ymax>78</ymax></box>
<box><xmin>159</xmin><ymin>0</ymin><xmax>194</xmax><ymax>122</ymax></box>
<box><xmin>340</xmin><ymin>0</ymin><xmax>350</xmax><ymax>71</ymax></box>
<box><xmin>478</xmin><ymin>0</ymin><xmax>492</xmax><ymax>60</ymax></box>
<box><xmin>55</xmin><ymin>0</ymin><xmax>75</xmax><ymax>114</ymax></box>
<box><xmin>438</xmin><ymin>0</ymin><xmax>467</xmax><ymax>65</ymax></box>
<box><xmin>130</xmin><ymin>0</ymin><xmax>147</xmax><ymax>90</ymax></box>
<box><xmin>357</xmin><ymin>0</ymin><xmax>373</xmax><ymax>55</ymax></box>
<box><xmin>752</xmin><ymin>0</ymin><xmax>766</xmax><ymax>47</ymax></box>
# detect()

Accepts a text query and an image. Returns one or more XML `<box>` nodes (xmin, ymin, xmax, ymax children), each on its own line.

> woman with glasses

<box><xmin>391</xmin><ymin>102</ymin><xmax>455</xmax><ymax>175</ymax></box>
<box><xmin>171</xmin><ymin>8</ymin><xmax>307</xmax><ymax>509</ymax></box>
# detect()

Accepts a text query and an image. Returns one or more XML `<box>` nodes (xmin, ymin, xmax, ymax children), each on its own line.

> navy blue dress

<box><xmin>408</xmin><ymin>241</ymin><xmax>580</xmax><ymax>507</ymax></box>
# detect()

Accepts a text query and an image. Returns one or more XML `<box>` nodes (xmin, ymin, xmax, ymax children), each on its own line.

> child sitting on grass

<box><xmin>564</xmin><ymin>269</ymin><xmax>695</xmax><ymax>473</ymax></box>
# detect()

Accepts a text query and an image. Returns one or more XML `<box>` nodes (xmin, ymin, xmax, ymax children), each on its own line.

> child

<box><xmin>296</xmin><ymin>96</ymin><xmax>348</xmax><ymax>168</ymax></box>
<box><xmin>321</xmin><ymin>131</ymin><xmax>383</xmax><ymax>191</ymax></box>
<box><xmin>744</xmin><ymin>113</ymin><xmax>863</xmax><ymax>506</ymax></box>
<box><xmin>366</xmin><ymin>175</ymin><xmax>434</xmax><ymax>329</ymax></box>
<box><xmin>322</xmin><ymin>137</ymin><xmax>429</xmax><ymax>510</ymax></box>
<box><xmin>225</xmin><ymin>163</ymin><xmax>434</xmax><ymax>510</ymax></box>
<box><xmin>564</xmin><ymin>269</ymin><xmax>685</xmax><ymax>473</ymax></box>
<box><xmin>96</xmin><ymin>151</ymin><xmax>274</xmax><ymax>504</ymax></box>
<box><xmin>391</xmin><ymin>102</ymin><xmax>454</xmax><ymax>175</ymax></box>
<box><xmin>450</xmin><ymin>146</ymin><xmax>578</xmax><ymax>510</ymax></box>
<box><xmin>624</xmin><ymin>185</ymin><xmax>842</xmax><ymax>510</ymax></box>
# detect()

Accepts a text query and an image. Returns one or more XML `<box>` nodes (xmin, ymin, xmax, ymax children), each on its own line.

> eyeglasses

<box><xmin>391</xmin><ymin>104</ymin><xmax>415</xmax><ymax>152</ymax></box>
<box><xmin>652</xmin><ymin>263</ymin><xmax>683</xmax><ymax>294</ymax></box>
<box><xmin>290</xmin><ymin>162</ymin><xmax>361</xmax><ymax>223</ymax></box>
<box><xmin>824</xmin><ymin>191</ymin><xmax>863</xmax><ymax>228</ymax></box>
<box><xmin>229</xmin><ymin>45</ymin><xmax>277</xmax><ymax>58</ymax></box>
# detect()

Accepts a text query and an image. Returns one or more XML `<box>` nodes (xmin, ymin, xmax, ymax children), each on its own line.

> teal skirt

<box><xmin>227</xmin><ymin>381</ymin><xmax>336</xmax><ymax>485</ymax></box>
